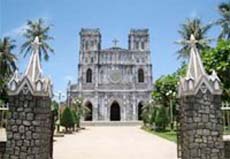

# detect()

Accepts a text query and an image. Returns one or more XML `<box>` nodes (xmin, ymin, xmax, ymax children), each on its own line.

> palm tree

<box><xmin>176</xmin><ymin>18</ymin><xmax>212</xmax><ymax>60</ymax></box>
<box><xmin>0</xmin><ymin>37</ymin><xmax>17</xmax><ymax>101</ymax></box>
<box><xmin>216</xmin><ymin>1</ymin><xmax>230</xmax><ymax>40</ymax></box>
<box><xmin>21</xmin><ymin>18</ymin><xmax>54</xmax><ymax>61</ymax></box>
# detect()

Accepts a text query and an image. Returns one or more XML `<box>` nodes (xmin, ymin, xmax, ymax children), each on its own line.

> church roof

<box><xmin>102</xmin><ymin>47</ymin><xmax>128</xmax><ymax>52</ymax></box>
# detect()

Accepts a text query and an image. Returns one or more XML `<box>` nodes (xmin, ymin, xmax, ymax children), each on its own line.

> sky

<box><xmin>0</xmin><ymin>0</ymin><xmax>224</xmax><ymax>100</ymax></box>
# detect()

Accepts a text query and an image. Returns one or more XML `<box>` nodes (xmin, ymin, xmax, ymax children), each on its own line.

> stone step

<box><xmin>81</xmin><ymin>121</ymin><xmax>142</xmax><ymax>127</ymax></box>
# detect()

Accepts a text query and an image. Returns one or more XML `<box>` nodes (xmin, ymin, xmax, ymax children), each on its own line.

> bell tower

<box><xmin>78</xmin><ymin>28</ymin><xmax>101</xmax><ymax>91</ymax></box>
<box><xmin>128</xmin><ymin>29</ymin><xmax>149</xmax><ymax>51</ymax></box>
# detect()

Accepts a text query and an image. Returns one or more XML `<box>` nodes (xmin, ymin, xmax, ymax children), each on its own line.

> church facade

<box><xmin>67</xmin><ymin>28</ymin><xmax>153</xmax><ymax>121</ymax></box>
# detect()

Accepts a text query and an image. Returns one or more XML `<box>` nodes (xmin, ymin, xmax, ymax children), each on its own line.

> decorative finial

<box><xmin>112</xmin><ymin>38</ymin><xmax>119</xmax><ymax>47</ymax></box>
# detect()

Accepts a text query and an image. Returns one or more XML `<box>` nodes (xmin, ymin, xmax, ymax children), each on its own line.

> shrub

<box><xmin>60</xmin><ymin>107</ymin><xmax>75</xmax><ymax>132</ymax></box>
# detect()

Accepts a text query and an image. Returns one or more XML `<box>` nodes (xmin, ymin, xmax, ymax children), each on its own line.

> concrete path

<box><xmin>0</xmin><ymin>128</ymin><xmax>6</xmax><ymax>142</ymax></box>
<box><xmin>53</xmin><ymin>126</ymin><xmax>177</xmax><ymax>159</ymax></box>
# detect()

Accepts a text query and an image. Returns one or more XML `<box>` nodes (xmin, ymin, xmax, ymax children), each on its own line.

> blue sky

<box><xmin>0</xmin><ymin>0</ymin><xmax>223</xmax><ymax>99</ymax></box>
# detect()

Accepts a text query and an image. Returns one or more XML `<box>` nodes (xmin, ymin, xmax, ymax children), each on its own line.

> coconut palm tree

<box><xmin>216</xmin><ymin>1</ymin><xmax>230</xmax><ymax>40</ymax></box>
<box><xmin>0</xmin><ymin>37</ymin><xmax>17</xmax><ymax>101</ymax></box>
<box><xmin>176</xmin><ymin>18</ymin><xmax>212</xmax><ymax>60</ymax></box>
<box><xmin>21</xmin><ymin>18</ymin><xmax>54</xmax><ymax>61</ymax></box>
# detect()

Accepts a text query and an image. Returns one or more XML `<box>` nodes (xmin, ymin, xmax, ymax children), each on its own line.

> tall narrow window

<box><xmin>138</xmin><ymin>69</ymin><xmax>144</xmax><ymax>83</ymax></box>
<box><xmin>141</xmin><ymin>42</ymin><xmax>145</xmax><ymax>50</ymax></box>
<box><xmin>85</xmin><ymin>41</ymin><xmax>89</xmax><ymax>50</ymax></box>
<box><xmin>86</xmin><ymin>68</ymin><xmax>92</xmax><ymax>83</ymax></box>
<box><xmin>90</xmin><ymin>41</ymin><xmax>94</xmax><ymax>47</ymax></box>
<box><xmin>135</xmin><ymin>41</ymin><xmax>139</xmax><ymax>50</ymax></box>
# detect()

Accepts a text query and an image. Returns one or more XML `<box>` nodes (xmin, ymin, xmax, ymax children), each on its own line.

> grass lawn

<box><xmin>142</xmin><ymin>127</ymin><xmax>177</xmax><ymax>143</ymax></box>
<box><xmin>143</xmin><ymin>126</ymin><xmax>230</xmax><ymax>143</ymax></box>
<box><xmin>224</xmin><ymin>129</ymin><xmax>230</xmax><ymax>135</ymax></box>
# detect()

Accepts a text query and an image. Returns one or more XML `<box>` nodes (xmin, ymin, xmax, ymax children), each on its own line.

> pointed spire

<box><xmin>12</xmin><ymin>70</ymin><xmax>20</xmax><ymax>82</ymax></box>
<box><xmin>179</xmin><ymin>34</ymin><xmax>222</xmax><ymax>96</ymax></box>
<box><xmin>209</xmin><ymin>70</ymin><xmax>220</xmax><ymax>82</ymax></box>
<box><xmin>24</xmin><ymin>36</ymin><xmax>42</xmax><ymax>82</ymax></box>
<box><xmin>186</xmin><ymin>34</ymin><xmax>207</xmax><ymax>82</ymax></box>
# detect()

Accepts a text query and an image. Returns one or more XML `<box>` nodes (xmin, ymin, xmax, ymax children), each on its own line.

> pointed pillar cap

<box><xmin>8</xmin><ymin>36</ymin><xmax>53</xmax><ymax>97</ymax></box>
<box><xmin>179</xmin><ymin>34</ymin><xmax>222</xmax><ymax>96</ymax></box>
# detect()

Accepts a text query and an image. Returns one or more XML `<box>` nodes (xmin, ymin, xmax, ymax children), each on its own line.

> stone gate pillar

<box><xmin>4</xmin><ymin>37</ymin><xmax>53</xmax><ymax>159</ymax></box>
<box><xmin>178</xmin><ymin>35</ymin><xmax>224</xmax><ymax>159</ymax></box>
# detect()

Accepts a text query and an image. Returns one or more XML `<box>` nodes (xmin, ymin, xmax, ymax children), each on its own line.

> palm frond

<box><xmin>20</xmin><ymin>18</ymin><xmax>54</xmax><ymax>60</ymax></box>
<box><xmin>176</xmin><ymin>17</ymin><xmax>212</xmax><ymax>60</ymax></box>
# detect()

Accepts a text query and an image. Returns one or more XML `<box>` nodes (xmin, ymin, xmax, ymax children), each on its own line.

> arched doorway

<box><xmin>85</xmin><ymin>102</ymin><xmax>93</xmax><ymax>121</ymax></box>
<box><xmin>138</xmin><ymin>102</ymin><xmax>144</xmax><ymax>120</ymax></box>
<box><xmin>110</xmin><ymin>101</ymin><xmax>121</xmax><ymax>121</ymax></box>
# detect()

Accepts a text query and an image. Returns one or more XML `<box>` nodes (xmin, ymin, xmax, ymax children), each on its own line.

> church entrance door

<box><xmin>110</xmin><ymin>101</ymin><xmax>121</xmax><ymax>121</ymax></box>
<box><xmin>138</xmin><ymin>102</ymin><xmax>144</xmax><ymax>120</ymax></box>
<box><xmin>85</xmin><ymin>102</ymin><xmax>93</xmax><ymax>121</ymax></box>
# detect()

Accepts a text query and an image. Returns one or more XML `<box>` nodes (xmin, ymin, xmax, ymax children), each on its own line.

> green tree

<box><xmin>21</xmin><ymin>18</ymin><xmax>54</xmax><ymax>61</ymax></box>
<box><xmin>151</xmin><ymin>64</ymin><xmax>186</xmax><ymax>129</ymax></box>
<box><xmin>152</xmin><ymin>74</ymin><xmax>178</xmax><ymax>107</ymax></box>
<box><xmin>141</xmin><ymin>101</ymin><xmax>156</xmax><ymax>127</ymax></box>
<box><xmin>0</xmin><ymin>37</ymin><xmax>17</xmax><ymax>102</ymax></box>
<box><xmin>60</xmin><ymin>107</ymin><xmax>75</xmax><ymax>132</ymax></box>
<box><xmin>71</xmin><ymin>97</ymin><xmax>90</xmax><ymax>128</ymax></box>
<box><xmin>176</xmin><ymin>18</ymin><xmax>212</xmax><ymax>60</ymax></box>
<box><xmin>202</xmin><ymin>40</ymin><xmax>230</xmax><ymax>101</ymax></box>
<box><xmin>216</xmin><ymin>1</ymin><xmax>230</xmax><ymax>40</ymax></box>
<box><xmin>154</xmin><ymin>106</ymin><xmax>169</xmax><ymax>132</ymax></box>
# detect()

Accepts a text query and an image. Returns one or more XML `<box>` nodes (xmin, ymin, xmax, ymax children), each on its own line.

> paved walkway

<box><xmin>0</xmin><ymin>128</ymin><xmax>7</xmax><ymax>142</ymax></box>
<box><xmin>53</xmin><ymin>126</ymin><xmax>177</xmax><ymax>159</ymax></box>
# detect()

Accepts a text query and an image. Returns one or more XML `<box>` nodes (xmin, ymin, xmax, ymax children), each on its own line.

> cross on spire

<box><xmin>112</xmin><ymin>38</ymin><xmax>119</xmax><ymax>47</ymax></box>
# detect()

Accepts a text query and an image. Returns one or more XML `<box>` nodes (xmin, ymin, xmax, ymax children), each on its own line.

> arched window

<box><xmin>86</xmin><ymin>68</ymin><xmax>92</xmax><ymax>83</ymax></box>
<box><xmin>138</xmin><ymin>69</ymin><xmax>144</xmax><ymax>83</ymax></box>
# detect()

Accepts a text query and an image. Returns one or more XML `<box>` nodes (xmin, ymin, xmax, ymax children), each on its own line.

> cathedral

<box><xmin>67</xmin><ymin>28</ymin><xmax>153</xmax><ymax>121</ymax></box>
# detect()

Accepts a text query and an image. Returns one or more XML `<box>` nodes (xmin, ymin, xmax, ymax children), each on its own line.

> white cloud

<box><xmin>3</xmin><ymin>23</ymin><xmax>28</xmax><ymax>37</ymax></box>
